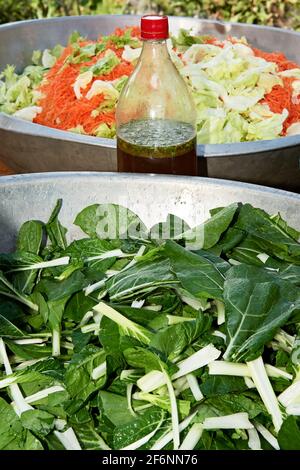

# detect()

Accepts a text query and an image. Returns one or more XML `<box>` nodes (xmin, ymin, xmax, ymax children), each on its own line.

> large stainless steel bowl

<box><xmin>0</xmin><ymin>15</ymin><xmax>300</xmax><ymax>191</ymax></box>
<box><xmin>0</xmin><ymin>172</ymin><xmax>299</xmax><ymax>253</ymax></box>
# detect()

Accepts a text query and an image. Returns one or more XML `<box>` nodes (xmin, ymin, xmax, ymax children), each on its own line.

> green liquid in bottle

<box><xmin>117</xmin><ymin>119</ymin><xmax>197</xmax><ymax>175</ymax></box>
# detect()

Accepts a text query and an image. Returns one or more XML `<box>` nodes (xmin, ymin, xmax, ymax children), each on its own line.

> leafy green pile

<box><xmin>0</xmin><ymin>200</ymin><xmax>300</xmax><ymax>450</ymax></box>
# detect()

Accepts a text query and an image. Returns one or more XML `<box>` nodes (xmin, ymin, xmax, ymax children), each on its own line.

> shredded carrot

<box><xmin>251</xmin><ymin>50</ymin><xmax>300</xmax><ymax>134</ymax></box>
<box><xmin>34</xmin><ymin>28</ymin><xmax>135</xmax><ymax>135</ymax></box>
<box><xmin>252</xmin><ymin>48</ymin><xmax>299</xmax><ymax>72</ymax></box>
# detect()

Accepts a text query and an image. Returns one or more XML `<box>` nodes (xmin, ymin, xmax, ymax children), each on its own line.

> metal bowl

<box><xmin>0</xmin><ymin>15</ymin><xmax>300</xmax><ymax>191</ymax></box>
<box><xmin>0</xmin><ymin>172</ymin><xmax>299</xmax><ymax>253</ymax></box>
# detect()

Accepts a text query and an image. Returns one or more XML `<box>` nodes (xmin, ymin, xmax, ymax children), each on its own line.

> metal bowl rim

<box><xmin>1</xmin><ymin>171</ymin><xmax>299</xmax><ymax>201</ymax></box>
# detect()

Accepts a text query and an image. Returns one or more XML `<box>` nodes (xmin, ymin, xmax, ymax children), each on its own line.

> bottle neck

<box><xmin>140</xmin><ymin>39</ymin><xmax>170</xmax><ymax>62</ymax></box>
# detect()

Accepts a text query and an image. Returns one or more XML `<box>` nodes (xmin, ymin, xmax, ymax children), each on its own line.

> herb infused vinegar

<box><xmin>117</xmin><ymin>119</ymin><xmax>197</xmax><ymax>175</ymax></box>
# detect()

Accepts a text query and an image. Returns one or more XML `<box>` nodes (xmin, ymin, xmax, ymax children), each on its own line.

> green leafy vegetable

<box><xmin>0</xmin><ymin>199</ymin><xmax>300</xmax><ymax>450</ymax></box>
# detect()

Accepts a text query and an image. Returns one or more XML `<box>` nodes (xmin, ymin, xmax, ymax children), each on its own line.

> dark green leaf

<box><xmin>0</xmin><ymin>299</ymin><xmax>25</xmax><ymax>337</ymax></box>
<box><xmin>64</xmin><ymin>345</ymin><xmax>106</xmax><ymax>412</ymax></box>
<box><xmin>36</xmin><ymin>270</ymin><xmax>86</xmax><ymax>301</ymax></box>
<box><xmin>200</xmin><ymin>375</ymin><xmax>249</xmax><ymax>397</ymax></box>
<box><xmin>150</xmin><ymin>313</ymin><xmax>211</xmax><ymax>361</ymax></box>
<box><xmin>21</xmin><ymin>409</ymin><xmax>55</xmax><ymax>437</ymax></box>
<box><xmin>163</xmin><ymin>240</ymin><xmax>225</xmax><ymax>300</ymax></box>
<box><xmin>278</xmin><ymin>416</ymin><xmax>300</xmax><ymax>450</ymax></box>
<box><xmin>113</xmin><ymin>407</ymin><xmax>165</xmax><ymax>450</ymax></box>
<box><xmin>98</xmin><ymin>391</ymin><xmax>136</xmax><ymax>427</ymax></box>
<box><xmin>182</xmin><ymin>203</ymin><xmax>238</xmax><ymax>249</ymax></box>
<box><xmin>46</xmin><ymin>199</ymin><xmax>67</xmax><ymax>251</ymax></box>
<box><xmin>234</xmin><ymin>204</ymin><xmax>300</xmax><ymax>263</ymax></box>
<box><xmin>224</xmin><ymin>265</ymin><xmax>300</xmax><ymax>362</ymax></box>
<box><xmin>0</xmin><ymin>397</ymin><xmax>43</xmax><ymax>450</ymax></box>
<box><xmin>150</xmin><ymin>214</ymin><xmax>190</xmax><ymax>241</ymax></box>
<box><xmin>16</xmin><ymin>220</ymin><xmax>44</xmax><ymax>254</ymax></box>
<box><xmin>74</xmin><ymin>203</ymin><xmax>147</xmax><ymax>239</ymax></box>
<box><xmin>106</xmin><ymin>259</ymin><xmax>176</xmax><ymax>301</ymax></box>
<box><xmin>65</xmin><ymin>291</ymin><xmax>96</xmax><ymax>322</ymax></box>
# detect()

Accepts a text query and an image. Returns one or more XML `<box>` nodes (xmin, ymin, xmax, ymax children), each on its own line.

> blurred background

<box><xmin>0</xmin><ymin>0</ymin><xmax>300</xmax><ymax>30</ymax></box>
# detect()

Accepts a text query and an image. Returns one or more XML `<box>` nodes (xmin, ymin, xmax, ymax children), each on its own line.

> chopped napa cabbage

<box><xmin>286</xmin><ymin>121</ymin><xmax>300</xmax><ymax>136</ymax></box>
<box><xmin>112</xmin><ymin>75</ymin><xmax>128</xmax><ymax>93</ymax></box>
<box><xmin>258</xmin><ymin>72</ymin><xmax>282</xmax><ymax>93</ymax></box>
<box><xmin>94</xmin><ymin>123</ymin><xmax>116</xmax><ymax>138</ymax></box>
<box><xmin>13</xmin><ymin>105</ymin><xmax>42</xmax><ymax>122</ymax></box>
<box><xmin>122</xmin><ymin>45</ymin><xmax>142</xmax><ymax>63</ymax></box>
<box><xmin>223</xmin><ymin>89</ymin><xmax>265</xmax><ymax>112</ymax></box>
<box><xmin>248</xmin><ymin>103</ymin><xmax>276</xmax><ymax>120</ymax></box>
<box><xmin>23</xmin><ymin>65</ymin><xmax>45</xmax><ymax>86</ymax></box>
<box><xmin>182</xmin><ymin>44</ymin><xmax>221</xmax><ymax>64</ymax></box>
<box><xmin>68</xmin><ymin>125</ymin><xmax>87</xmax><ymax>134</ymax></box>
<box><xmin>197</xmin><ymin>109</ymin><xmax>248</xmax><ymax>144</ymax></box>
<box><xmin>247</xmin><ymin>109</ymin><xmax>288</xmax><ymax>141</ymax></box>
<box><xmin>171</xmin><ymin>28</ymin><xmax>211</xmax><ymax>51</ymax></box>
<box><xmin>0</xmin><ymin>61</ymin><xmax>47</xmax><ymax>115</ymax></box>
<box><xmin>42</xmin><ymin>49</ymin><xmax>57</xmax><ymax>69</ymax></box>
<box><xmin>32</xmin><ymin>50</ymin><xmax>42</xmax><ymax>65</ymax></box>
<box><xmin>83</xmin><ymin>49</ymin><xmax>120</xmax><ymax>77</ymax></box>
<box><xmin>292</xmin><ymin>80</ymin><xmax>300</xmax><ymax>98</ymax></box>
<box><xmin>279</xmin><ymin>68</ymin><xmax>300</xmax><ymax>79</ymax></box>
<box><xmin>86</xmin><ymin>80</ymin><xmax>119</xmax><ymax>100</ymax></box>
<box><xmin>231</xmin><ymin>43</ymin><xmax>254</xmax><ymax>58</ymax></box>
<box><xmin>73</xmin><ymin>70</ymin><xmax>93</xmax><ymax>99</ymax></box>
<box><xmin>179</xmin><ymin>36</ymin><xmax>291</xmax><ymax>144</ymax></box>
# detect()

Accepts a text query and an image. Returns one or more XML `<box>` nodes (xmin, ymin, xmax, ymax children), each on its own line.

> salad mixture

<box><xmin>0</xmin><ymin>200</ymin><xmax>300</xmax><ymax>450</ymax></box>
<box><xmin>1</xmin><ymin>27</ymin><xmax>300</xmax><ymax>144</ymax></box>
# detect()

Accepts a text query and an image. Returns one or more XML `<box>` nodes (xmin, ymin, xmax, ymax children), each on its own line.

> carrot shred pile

<box><xmin>251</xmin><ymin>49</ymin><xmax>300</xmax><ymax>134</ymax></box>
<box><xmin>34</xmin><ymin>27</ymin><xmax>300</xmax><ymax>137</ymax></box>
<box><xmin>34</xmin><ymin>28</ymin><xmax>136</xmax><ymax>134</ymax></box>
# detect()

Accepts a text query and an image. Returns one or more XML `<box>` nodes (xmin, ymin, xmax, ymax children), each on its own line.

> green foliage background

<box><xmin>0</xmin><ymin>0</ymin><xmax>299</xmax><ymax>30</ymax></box>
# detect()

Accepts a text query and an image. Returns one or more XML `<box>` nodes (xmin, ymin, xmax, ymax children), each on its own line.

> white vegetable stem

<box><xmin>209</xmin><ymin>360</ymin><xmax>292</xmax><ymax>380</ymax></box>
<box><xmin>54</xmin><ymin>428</ymin><xmax>82</xmax><ymax>450</ymax></box>
<box><xmin>12</xmin><ymin>256</ymin><xmax>70</xmax><ymax>271</ymax></box>
<box><xmin>84</xmin><ymin>246</ymin><xmax>145</xmax><ymax>296</ymax></box>
<box><xmin>179</xmin><ymin>423</ymin><xmax>203</xmax><ymax>450</ymax></box>
<box><xmin>93</xmin><ymin>302</ymin><xmax>152</xmax><ymax>345</ymax></box>
<box><xmin>151</xmin><ymin>410</ymin><xmax>198</xmax><ymax>450</ymax></box>
<box><xmin>126</xmin><ymin>383</ymin><xmax>137</xmax><ymax>418</ymax></box>
<box><xmin>0</xmin><ymin>338</ymin><xmax>33</xmax><ymax>416</ymax></box>
<box><xmin>23</xmin><ymin>386</ymin><xmax>65</xmax><ymax>404</ymax></box>
<box><xmin>278</xmin><ymin>380</ymin><xmax>300</xmax><ymax>407</ymax></box>
<box><xmin>186</xmin><ymin>374</ymin><xmax>204</xmax><ymax>402</ymax></box>
<box><xmin>137</xmin><ymin>370</ymin><xmax>165</xmax><ymax>393</ymax></box>
<box><xmin>13</xmin><ymin>338</ymin><xmax>46</xmax><ymax>345</ymax></box>
<box><xmin>172</xmin><ymin>344</ymin><xmax>221</xmax><ymax>379</ymax></box>
<box><xmin>138</xmin><ymin>344</ymin><xmax>220</xmax><ymax>394</ymax></box>
<box><xmin>91</xmin><ymin>362</ymin><xmax>107</xmax><ymax>381</ymax></box>
<box><xmin>167</xmin><ymin>315</ymin><xmax>194</xmax><ymax>325</ymax></box>
<box><xmin>247</xmin><ymin>428</ymin><xmax>262</xmax><ymax>450</ymax></box>
<box><xmin>203</xmin><ymin>413</ymin><xmax>253</xmax><ymax>430</ymax></box>
<box><xmin>286</xmin><ymin>404</ymin><xmax>300</xmax><ymax>415</ymax></box>
<box><xmin>254</xmin><ymin>422</ymin><xmax>280</xmax><ymax>450</ymax></box>
<box><xmin>247</xmin><ymin>356</ymin><xmax>283</xmax><ymax>433</ymax></box>
<box><xmin>162</xmin><ymin>368</ymin><xmax>180</xmax><ymax>450</ymax></box>
<box><xmin>215</xmin><ymin>300</ymin><xmax>225</xmax><ymax>325</ymax></box>
<box><xmin>85</xmin><ymin>249</ymin><xmax>126</xmax><ymax>262</ymax></box>
<box><xmin>52</xmin><ymin>329</ymin><xmax>61</xmax><ymax>357</ymax></box>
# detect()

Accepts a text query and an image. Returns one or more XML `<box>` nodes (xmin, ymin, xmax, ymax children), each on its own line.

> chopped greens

<box><xmin>0</xmin><ymin>200</ymin><xmax>300</xmax><ymax>450</ymax></box>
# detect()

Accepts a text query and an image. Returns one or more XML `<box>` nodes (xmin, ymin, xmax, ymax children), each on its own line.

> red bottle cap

<box><xmin>141</xmin><ymin>15</ymin><xmax>169</xmax><ymax>40</ymax></box>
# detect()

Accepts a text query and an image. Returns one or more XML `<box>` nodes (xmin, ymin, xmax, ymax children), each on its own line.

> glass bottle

<box><xmin>116</xmin><ymin>15</ymin><xmax>197</xmax><ymax>175</ymax></box>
